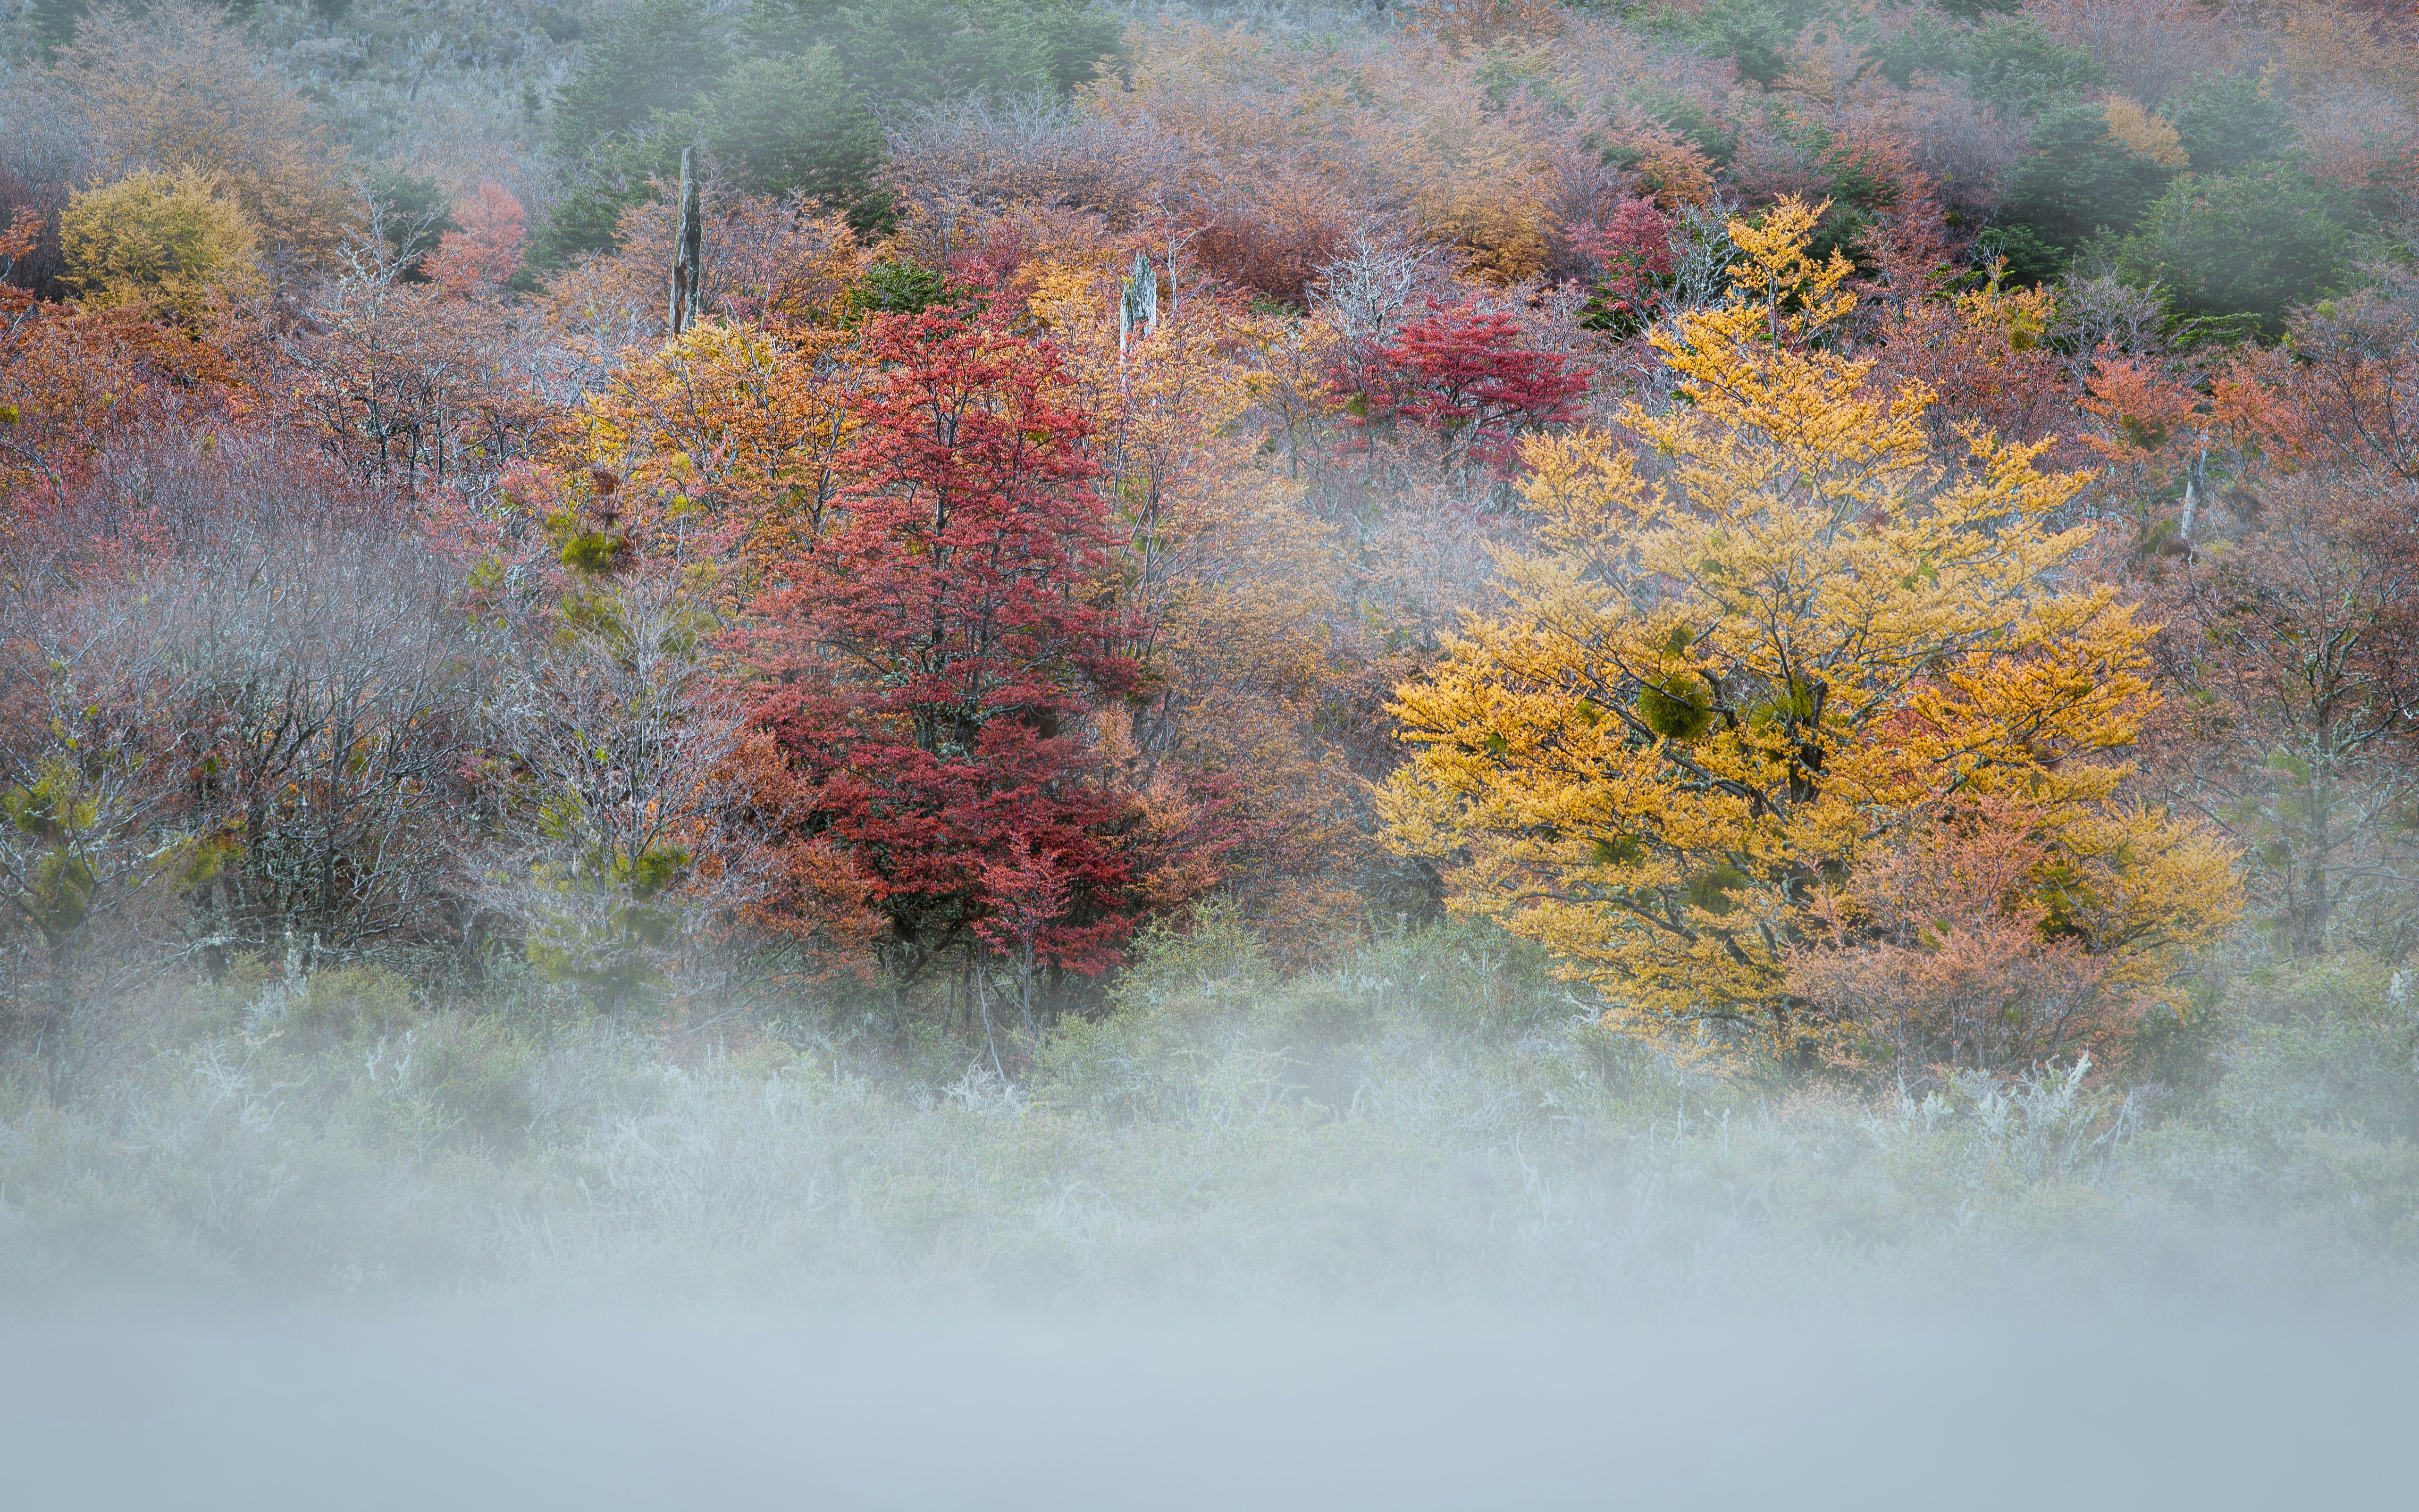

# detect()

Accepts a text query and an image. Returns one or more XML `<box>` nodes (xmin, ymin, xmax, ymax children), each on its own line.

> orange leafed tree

<box><xmin>424</xmin><ymin>183</ymin><xmax>527</xmax><ymax>300</ymax></box>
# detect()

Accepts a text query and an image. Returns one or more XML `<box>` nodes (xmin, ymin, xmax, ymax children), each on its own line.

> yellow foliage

<box><xmin>1599</xmin><ymin>120</ymin><xmax>1718</xmax><ymax>210</ymax></box>
<box><xmin>579</xmin><ymin>321</ymin><xmax>859</xmax><ymax>583</ymax></box>
<box><xmin>1028</xmin><ymin>257</ymin><xmax>1370</xmax><ymax>956</ymax></box>
<box><xmin>1688</xmin><ymin>195</ymin><xmax>1857</xmax><ymax>352</ymax></box>
<box><xmin>59</xmin><ymin>169</ymin><xmax>263</xmax><ymax>327</ymax></box>
<box><xmin>56</xmin><ymin>1</ymin><xmax>353</xmax><ymax>265</ymax></box>
<box><xmin>2274</xmin><ymin>3</ymin><xmax>2419</xmax><ymax>110</ymax></box>
<box><xmin>2103</xmin><ymin>97</ymin><xmax>2190</xmax><ymax>168</ymax></box>
<box><xmin>1381</xmin><ymin>202</ymin><xmax>2239</xmax><ymax>1065</ymax></box>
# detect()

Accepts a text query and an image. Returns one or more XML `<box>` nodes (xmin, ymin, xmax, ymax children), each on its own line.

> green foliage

<box><xmin>4</xmin><ymin>766</ymin><xmax>102</xmax><ymax>946</ymax></box>
<box><xmin>530</xmin><ymin>155</ymin><xmax>655</xmax><ymax>268</ymax></box>
<box><xmin>1720</xmin><ymin>104</ymin><xmax>1901</xmax><ymax>263</ymax></box>
<box><xmin>1609</xmin><ymin>82</ymin><xmax>1740</xmax><ymax>165</ymax></box>
<box><xmin>268</xmin><ymin>964</ymin><xmax>421</xmax><ymax>1056</ymax></box>
<box><xmin>843</xmin><ymin>258</ymin><xmax>955</xmax><ymax>320</ymax></box>
<box><xmin>1956</xmin><ymin>17</ymin><xmax>2104</xmax><ymax>115</ymax></box>
<box><xmin>1973</xmin><ymin>221</ymin><xmax>2068</xmax><ymax>285</ymax></box>
<box><xmin>2169</xmin><ymin>72</ymin><xmax>2293</xmax><ymax>175</ymax></box>
<box><xmin>2115</xmin><ymin>167</ymin><xmax>2352</xmax><ymax>333</ymax></box>
<box><xmin>2205</xmin><ymin>958</ymin><xmax>2419</xmax><ymax>1146</ymax></box>
<box><xmin>519</xmin><ymin>836</ymin><xmax>695</xmax><ymax>1018</ymax></box>
<box><xmin>1683</xmin><ymin>863</ymin><xmax>1750</xmax><ymax>916</ymax></box>
<box><xmin>1660</xmin><ymin>0</ymin><xmax>1838</xmax><ymax>88</ymax></box>
<box><xmin>1638</xmin><ymin>676</ymin><xmax>1715</xmax><ymax>740</ymax></box>
<box><xmin>748</xmin><ymin>0</ymin><xmax>1121</xmax><ymax>102</ymax></box>
<box><xmin>1996</xmin><ymin>101</ymin><xmax>2178</xmax><ymax>269</ymax></box>
<box><xmin>1875</xmin><ymin>15</ymin><xmax>2102</xmax><ymax>115</ymax></box>
<box><xmin>535</xmin><ymin>34</ymin><xmax>896</xmax><ymax>264</ymax></box>
<box><xmin>27</xmin><ymin>0</ymin><xmax>89</xmax><ymax>59</ymax></box>
<box><xmin>535</xmin><ymin>0</ymin><xmax>1117</xmax><ymax>263</ymax></box>
<box><xmin>559</xmin><ymin>528</ymin><xmax>623</xmax><ymax>574</ymax></box>
<box><xmin>366</xmin><ymin>167</ymin><xmax>459</xmax><ymax>277</ymax></box>
<box><xmin>696</xmin><ymin>50</ymin><xmax>889</xmax><ymax>220</ymax></box>
<box><xmin>1110</xmin><ymin>902</ymin><xmax>1268</xmax><ymax>1013</ymax></box>
<box><xmin>402</xmin><ymin>1014</ymin><xmax>539</xmax><ymax>1153</ymax></box>
<box><xmin>1931</xmin><ymin>0</ymin><xmax>2020</xmax><ymax>20</ymax></box>
<box><xmin>550</xmin><ymin>0</ymin><xmax>736</xmax><ymax>157</ymax></box>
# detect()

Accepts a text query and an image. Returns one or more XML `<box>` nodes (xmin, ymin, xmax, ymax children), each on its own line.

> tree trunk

<box><xmin>669</xmin><ymin>149</ymin><xmax>704</xmax><ymax>337</ymax></box>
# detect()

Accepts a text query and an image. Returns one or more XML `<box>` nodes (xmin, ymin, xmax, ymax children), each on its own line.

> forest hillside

<box><xmin>0</xmin><ymin>0</ymin><xmax>2416</xmax><ymax>1308</ymax></box>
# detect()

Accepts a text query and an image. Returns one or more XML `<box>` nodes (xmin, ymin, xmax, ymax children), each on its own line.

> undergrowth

<box><xmin>2</xmin><ymin>921</ymin><xmax>2414</xmax><ymax>1314</ymax></box>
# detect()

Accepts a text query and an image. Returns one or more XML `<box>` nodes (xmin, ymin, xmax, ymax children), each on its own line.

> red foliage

<box><xmin>1187</xmin><ymin>176</ymin><xmax>1355</xmax><ymax>307</ymax></box>
<box><xmin>743</xmin><ymin>310</ymin><xmax>1157</xmax><ymax>978</ymax></box>
<box><xmin>1353</xmin><ymin>299</ymin><xmax>1589</xmax><ymax>473</ymax></box>
<box><xmin>1566</xmin><ymin>196</ymin><xmax>1674</xmax><ymax>335</ymax></box>
<box><xmin>423</xmin><ymin>183</ymin><xmax>526</xmax><ymax>300</ymax></box>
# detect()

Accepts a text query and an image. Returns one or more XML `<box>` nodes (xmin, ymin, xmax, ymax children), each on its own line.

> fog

<box><xmin>7</xmin><ymin>1306</ymin><xmax>2414</xmax><ymax>1510</ymax></box>
<box><xmin>7</xmin><ymin>938</ymin><xmax>2416</xmax><ymax>1509</ymax></box>
<box><xmin>6</xmin><ymin>924</ymin><xmax>2418</xmax><ymax>1508</ymax></box>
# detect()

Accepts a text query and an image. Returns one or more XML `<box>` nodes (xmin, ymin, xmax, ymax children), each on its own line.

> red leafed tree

<box><xmin>423</xmin><ymin>182</ymin><xmax>526</xmax><ymax>299</ymax></box>
<box><xmin>1568</xmin><ymin>197</ymin><xmax>1674</xmax><ymax>341</ymax></box>
<box><xmin>1357</xmin><ymin>299</ymin><xmax>1588</xmax><ymax>474</ymax></box>
<box><xmin>744</xmin><ymin>309</ymin><xmax>1155</xmax><ymax>988</ymax></box>
<box><xmin>976</xmin><ymin>833</ymin><xmax>1070</xmax><ymax>1034</ymax></box>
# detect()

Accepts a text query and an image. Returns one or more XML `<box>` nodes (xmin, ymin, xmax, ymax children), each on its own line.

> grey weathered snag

<box><xmin>670</xmin><ymin>148</ymin><xmax>704</xmax><ymax>337</ymax></box>
<box><xmin>1118</xmin><ymin>247</ymin><xmax>1158</xmax><ymax>356</ymax></box>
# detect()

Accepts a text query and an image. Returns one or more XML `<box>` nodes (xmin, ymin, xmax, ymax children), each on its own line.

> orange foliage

<box><xmin>1793</xmin><ymin>798</ymin><xmax>2154</xmax><ymax>1078</ymax></box>
<box><xmin>424</xmin><ymin>183</ymin><xmax>527</xmax><ymax>300</ymax></box>
<box><xmin>1596</xmin><ymin>119</ymin><xmax>1717</xmax><ymax>210</ymax></box>
<box><xmin>0</xmin><ymin>286</ymin><xmax>234</xmax><ymax>512</ymax></box>
<box><xmin>1400</xmin><ymin>0</ymin><xmax>1568</xmax><ymax>57</ymax></box>
<box><xmin>53</xmin><ymin>1</ymin><xmax>353</xmax><ymax>266</ymax></box>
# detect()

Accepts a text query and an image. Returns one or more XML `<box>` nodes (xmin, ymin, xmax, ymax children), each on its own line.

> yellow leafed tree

<box><xmin>59</xmin><ymin>169</ymin><xmax>263</xmax><ymax>327</ymax></box>
<box><xmin>1381</xmin><ymin>198</ymin><xmax>2240</xmax><ymax>1065</ymax></box>
<box><xmin>578</xmin><ymin>321</ymin><xmax>860</xmax><ymax>586</ymax></box>
<box><xmin>57</xmin><ymin>2</ymin><xmax>353</xmax><ymax>266</ymax></box>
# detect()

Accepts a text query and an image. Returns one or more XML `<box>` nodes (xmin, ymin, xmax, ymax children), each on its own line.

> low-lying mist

<box><xmin>5</xmin><ymin>920</ymin><xmax>2413</xmax><ymax>1315</ymax></box>
<box><xmin>4</xmin><ymin>922</ymin><xmax>2416</xmax><ymax>1505</ymax></box>
<box><xmin>6</xmin><ymin>1309</ymin><xmax>2413</xmax><ymax>1510</ymax></box>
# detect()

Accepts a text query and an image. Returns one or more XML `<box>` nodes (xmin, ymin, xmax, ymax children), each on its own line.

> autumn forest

<box><xmin>0</xmin><ymin>0</ymin><xmax>2416</xmax><ymax>1310</ymax></box>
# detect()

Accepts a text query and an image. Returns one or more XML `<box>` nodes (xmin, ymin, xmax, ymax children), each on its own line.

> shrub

<box><xmin>268</xmin><ymin>965</ymin><xmax>421</xmax><ymax>1058</ymax></box>
<box><xmin>59</xmin><ymin>168</ymin><xmax>261</xmax><ymax>325</ymax></box>
<box><xmin>1996</xmin><ymin>101</ymin><xmax>2179</xmax><ymax>267</ymax></box>
<box><xmin>2209</xmin><ymin>958</ymin><xmax>2419</xmax><ymax>1146</ymax></box>
<box><xmin>2115</xmin><ymin>167</ymin><xmax>2352</xmax><ymax>333</ymax></box>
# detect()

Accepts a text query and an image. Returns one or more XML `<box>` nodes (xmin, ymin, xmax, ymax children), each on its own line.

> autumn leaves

<box><xmin>1381</xmin><ymin>199</ymin><xmax>2241</xmax><ymax>1071</ymax></box>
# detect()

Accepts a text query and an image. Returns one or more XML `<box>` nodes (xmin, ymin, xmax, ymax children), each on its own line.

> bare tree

<box><xmin>0</xmin><ymin>591</ymin><xmax>194</xmax><ymax>1077</ymax></box>
<box><xmin>161</xmin><ymin>500</ymin><xmax>474</xmax><ymax>974</ymax></box>
<box><xmin>480</xmin><ymin>571</ymin><xmax>761</xmax><ymax>1021</ymax></box>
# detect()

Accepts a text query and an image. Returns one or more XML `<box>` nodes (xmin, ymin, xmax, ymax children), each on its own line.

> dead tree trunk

<box><xmin>669</xmin><ymin>148</ymin><xmax>704</xmax><ymax>337</ymax></box>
